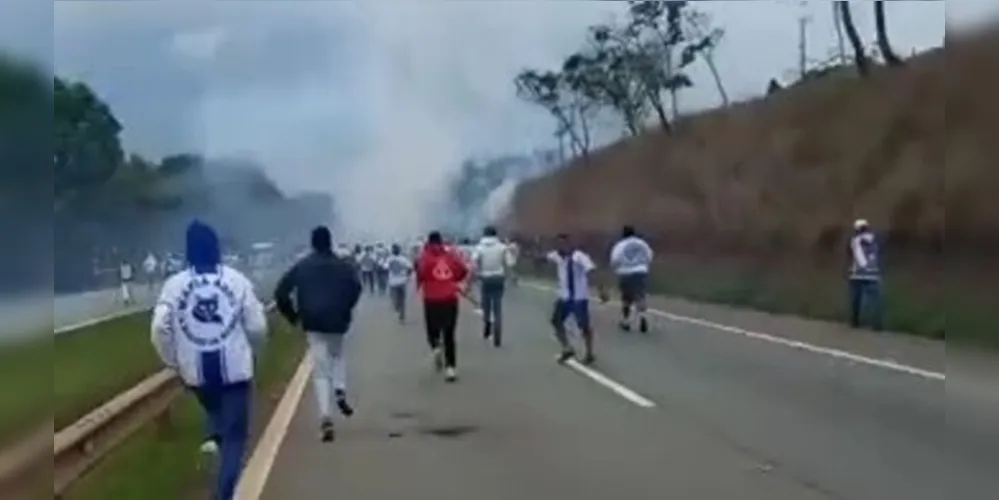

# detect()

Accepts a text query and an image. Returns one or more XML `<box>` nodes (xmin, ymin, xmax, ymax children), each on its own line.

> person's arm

<box><xmin>343</xmin><ymin>263</ymin><xmax>363</xmax><ymax>309</ymax></box>
<box><xmin>150</xmin><ymin>281</ymin><xmax>177</xmax><ymax>369</ymax></box>
<box><xmin>850</xmin><ymin>235</ymin><xmax>868</xmax><ymax>268</ymax></box>
<box><xmin>581</xmin><ymin>253</ymin><xmax>609</xmax><ymax>302</ymax></box>
<box><xmin>609</xmin><ymin>241</ymin><xmax>623</xmax><ymax>269</ymax></box>
<box><xmin>272</xmin><ymin>262</ymin><xmax>299</xmax><ymax>326</ymax></box>
<box><xmin>240</xmin><ymin>273</ymin><xmax>269</xmax><ymax>348</ymax></box>
<box><xmin>642</xmin><ymin>239</ymin><xmax>655</xmax><ymax>265</ymax></box>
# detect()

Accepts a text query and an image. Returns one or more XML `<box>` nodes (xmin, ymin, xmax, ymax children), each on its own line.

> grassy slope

<box><xmin>64</xmin><ymin>315</ymin><xmax>304</xmax><ymax>500</ymax></box>
<box><xmin>509</xmin><ymin>28</ymin><xmax>999</xmax><ymax>346</ymax></box>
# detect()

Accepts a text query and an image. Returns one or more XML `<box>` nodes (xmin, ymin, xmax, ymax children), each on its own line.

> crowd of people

<box><xmin>145</xmin><ymin>216</ymin><xmax>882</xmax><ymax>500</ymax></box>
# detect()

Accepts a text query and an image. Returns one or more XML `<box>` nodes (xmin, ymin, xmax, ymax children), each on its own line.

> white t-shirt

<box><xmin>143</xmin><ymin>255</ymin><xmax>158</xmax><ymax>274</ymax></box>
<box><xmin>610</xmin><ymin>236</ymin><xmax>654</xmax><ymax>275</ymax></box>
<box><xmin>546</xmin><ymin>250</ymin><xmax>596</xmax><ymax>301</ymax></box>
<box><xmin>120</xmin><ymin>263</ymin><xmax>134</xmax><ymax>281</ymax></box>
<box><xmin>385</xmin><ymin>255</ymin><xmax>413</xmax><ymax>287</ymax></box>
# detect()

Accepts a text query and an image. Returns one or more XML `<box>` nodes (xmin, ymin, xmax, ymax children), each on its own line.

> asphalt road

<box><xmin>261</xmin><ymin>284</ymin><xmax>984</xmax><ymax>500</ymax></box>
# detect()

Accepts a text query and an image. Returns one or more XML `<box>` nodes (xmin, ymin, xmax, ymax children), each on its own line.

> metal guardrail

<box><xmin>0</xmin><ymin>272</ymin><xmax>284</xmax><ymax>498</ymax></box>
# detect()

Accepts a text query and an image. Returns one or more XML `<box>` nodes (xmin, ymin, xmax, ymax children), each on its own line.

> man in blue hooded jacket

<box><xmin>150</xmin><ymin>220</ymin><xmax>269</xmax><ymax>500</ymax></box>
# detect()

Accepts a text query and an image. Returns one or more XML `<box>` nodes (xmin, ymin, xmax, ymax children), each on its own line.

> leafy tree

<box><xmin>514</xmin><ymin>69</ymin><xmax>594</xmax><ymax>157</ymax></box>
<box><xmin>54</xmin><ymin>77</ymin><xmax>124</xmax><ymax>199</ymax></box>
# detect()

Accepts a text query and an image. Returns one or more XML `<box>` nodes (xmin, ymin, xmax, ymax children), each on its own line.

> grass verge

<box><xmin>62</xmin><ymin>315</ymin><xmax>304</xmax><ymax>500</ymax></box>
<box><xmin>0</xmin><ymin>337</ymin><xmax>52</xmax><ymax>445</ymax></box>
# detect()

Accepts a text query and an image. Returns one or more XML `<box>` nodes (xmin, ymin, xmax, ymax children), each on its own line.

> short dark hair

<box><xmin>311</xmin><ymin>226</ymin><xmax>332</xmax><ymax>252</ymax></box>
<box><xmin>427</xmin><ymin>231</ymin><xmax>443</xmax><ymax>244</ymax></box>
<box><xmin>621</xmin><ymin>225</ymin><xmax>636</xmax><ymax>238</ymax></box>
<box><xmin>483</xmin><ymin>226</ymin><xmax>497</xmax><ymax>237</ymax></box>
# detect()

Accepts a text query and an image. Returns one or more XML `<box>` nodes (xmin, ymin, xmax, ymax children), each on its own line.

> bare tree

<box><xmin>836</xmin><ymin>1</ymin><xmax>871</xmax><ymax>76</ymax></box>
<box><xmin>873</xmin><ymin>0</ymin><xmax>904</xmax><ymax>66</ymax></box>
<box><xmin>684</xmin><ymin>9</ymin><xmax>729</xmax><ymax>107</ymax></box>
<box><xmin>514</xmin><ymin>69</ymin><xmax>594</xmax><ymax>157</ymax></box>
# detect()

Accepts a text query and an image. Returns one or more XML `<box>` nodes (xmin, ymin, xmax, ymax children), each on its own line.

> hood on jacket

<box><xmin>186</xmin><ymin>220</ymin><xmax>221</xmax><ymax>274</ymax></box>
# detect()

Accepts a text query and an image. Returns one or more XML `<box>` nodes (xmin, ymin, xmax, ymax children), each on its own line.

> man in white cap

<box><xmin>848</xmin><ymin>219</ymin><xmax>883</xmax><ymax>331</ymax></box>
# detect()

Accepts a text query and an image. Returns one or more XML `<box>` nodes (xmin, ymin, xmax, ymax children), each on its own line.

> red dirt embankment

<box><xmin>507</xmin><ymin>26</ymin><xmax>999</xmax><ymax>343</ymax></box>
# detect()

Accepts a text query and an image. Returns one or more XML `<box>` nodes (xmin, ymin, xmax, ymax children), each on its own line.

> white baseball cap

<box><xmin>853</xmin><ymin>218</ymin><xmax>869</xmax><ymax>229</ymax></box>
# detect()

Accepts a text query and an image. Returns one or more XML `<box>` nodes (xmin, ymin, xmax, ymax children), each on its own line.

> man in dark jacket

<box><xmin>274</xmin><ymin>226</ymin><xmax>362</xmax><ymax>442</ymax></box>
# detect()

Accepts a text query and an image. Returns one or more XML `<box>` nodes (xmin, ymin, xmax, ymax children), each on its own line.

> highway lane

<box><xmin>259</xmin><ymin>284</ymin><xmax>979</xmax><ymax>500</ymax></box>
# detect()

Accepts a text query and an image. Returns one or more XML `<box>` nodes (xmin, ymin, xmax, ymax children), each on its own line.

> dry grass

<box><xmin>509</xmin><ymin>26</ymin><xmax>999</xmax><ymax>343</ymax></box>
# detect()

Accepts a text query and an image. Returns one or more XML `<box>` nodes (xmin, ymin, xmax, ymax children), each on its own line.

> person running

<box><xmin>358</xmin><ymin>245</ymin><xmax>377</xmax><ymax>294</ymax></box>
<box><xmin>385</xmin><ymin>244</ymin><xmax>413</xmax><ymax>323</ymax></box>
<box><xmin>547</xmin><ymin>233</ymin><xmax>601</xmax><ymax>365</ymax></box>
<box><xmin>505</xmin><ymin>238</ymin><xmax>521</xmax><ymax>286</ymax></box>
<box><xmin>150</xmin><ymin>220</ymin><xmax>269</xmax><ymax>500</ymax></box>
<box><xmin>610</xmin><ymin>225</ymin><xmax>654</xmax><ymax>333</ymax></box>
<box><xmin>472</xmin><ymin>226</ymin><xmax>514</xmax><ymax>347</ymax></box>
<box><xmin>375</xmin><ymin>243</ymin><xmax>391</xmax><ymax>295</ymax></box>
<box><xmin>273</xmin><ymin>226</ymin><xmax>362</xmax><ymax>442</ymax></box>
<box><xmin>415</xmin><ymin>231</ymin><xmax>469</xmax><ymax>382</ymax></box>
<box><xmin>119</xmin><ymin>259</ymin><xmax>135</xmax><ymax>306</ymax></box>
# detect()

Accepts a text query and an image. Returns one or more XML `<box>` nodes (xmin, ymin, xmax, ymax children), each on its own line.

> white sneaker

<box><xmin>444</xmin><ymin>367</ymin><xmax>457</xmax><ymax>382</ymax></box>
<box><xmin>199</xmin><ymin>440</ymin><xmax>219</xmax><ymax>454</ymax></box>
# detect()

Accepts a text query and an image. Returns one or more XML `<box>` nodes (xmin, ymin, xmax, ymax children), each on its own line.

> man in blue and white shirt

<box><xmin>610</xmin><ymin>225</ymin><xmax>654</xmax><ymax>333</ymax></box>
<box><xmin>150</xmin><ymin>220</ymin><xmax>268</xmax><ymax>500</ymax></box>
<box><xmin>848</xmin><ymin>219</ymin><xmax>883</xmax><ymax>331</ymax></box>
<box><xmin>547</xmin><ymin>233</ymin><xmax>602</xmax><ymax>365</ymax></box>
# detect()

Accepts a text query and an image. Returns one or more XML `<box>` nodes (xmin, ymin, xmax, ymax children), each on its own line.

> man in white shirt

<box><xmin>609</xmin><ymin>225</ymin><xmax>655</xmax><ymax>333</ymax></box>
<box><xmin>546</xmin><ymin>233</ymin><xmax>602</xmax><ymax>365</ymax></box>
<box><xmin>150</xmin><ymin>220</ymin><xmax>269</xmax><ymax>500</ymax></box>
<box><xmin>143</xmin><ymin>253</ymin><xmax>159</xmax><ymax>294</ymax></box>
<box><xmin>385</xmin><ymin>244</ymin><xmax>414</xmax><ymax>323</ymax></box>
<box><xmin>472</xmin><ymin>226</ymin><xmax>514</xmax><ymax>347</ymax></box>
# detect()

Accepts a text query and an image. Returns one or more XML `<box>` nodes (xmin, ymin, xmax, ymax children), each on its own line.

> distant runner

<box><xmin>375</xmin><ymin>243</ymin><xmax>391</xmax><ymax>295</ymax></box>
<box><xmin>358</xmin><ymin>245</ymin><xmax>377</xmax><ymax>294</ymax></box>
<box><xmin>848</xmin><ymin>218</ymin><xmax>883</xmax><ymax>331</ymax></box>
<box><xmin>505</xmin><ymin>238</ymin><xmax>520</xmax><ymax>286</ymax></box>
<box><xmin>416</xmin><ymin>231</ymin><xmax>469</xmax><ymax>382</ymax></box>
<box><xmin>119</xmin><ymin>259</ymin><xmax>135</xmax><ymax>306</ymax></box>
<box><xmin>385</xmin><ymin>244</ymin><xmax>414</xmax><ymax>323</ymax></box>
<box><xmin>472</xmin><ymin>226</ymin><xmax>514</xmax><ymax>347</ymax></box>
<box><xmin>143</xmin><ymin>252</ymin><xmax>159</xmax><ymax>294</ymax></box>
<box><xmin>609</xmin><ymin>225</ymin><xmax>654</xmax><ymax>333</ymax></box>
<box><xmin>547</xmin><ymin>233</ymin><xmax>602</xmax><ymax>365</ymax></box>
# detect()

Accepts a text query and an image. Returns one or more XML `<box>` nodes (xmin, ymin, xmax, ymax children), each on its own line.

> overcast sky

<box><xmin>3</xmin><ymin>1</ymin><xmax>993</xmax><ymax>236</ymax></box>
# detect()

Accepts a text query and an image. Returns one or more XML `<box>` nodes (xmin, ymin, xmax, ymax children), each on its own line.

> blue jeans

<box><xmin>849</xmin><ymin>279</ymin><xmax>883</xmax><ymax>331</ymax></box>
<box><xmin>193</xmin><ymin>382</ymin><xmax>251</xmax><ymax>500</ymax></box>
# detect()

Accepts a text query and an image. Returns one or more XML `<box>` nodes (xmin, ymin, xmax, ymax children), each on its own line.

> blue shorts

<box><xmin>551</xmin><ymin>299</ymin><xmax>591</xmax><ymax>332</ymax></box>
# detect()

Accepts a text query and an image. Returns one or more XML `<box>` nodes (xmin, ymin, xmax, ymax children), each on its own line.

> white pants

<box><xmin>306</xmin><ymin>332</ymin><xmax>347</xmax><ymax>420</ymax></box>
<box><xmin>119</xmin><ymin>282</ymin><xmax>133</xmax><ymax>304</ymax></box>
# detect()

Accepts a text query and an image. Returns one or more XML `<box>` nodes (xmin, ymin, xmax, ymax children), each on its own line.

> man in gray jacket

<box><xmin>274</xmin><ymin>226</ymin><xmax>362</xmax><ymax>442</ymax></box>
<box><xmin>472</xmin><ymin>226</ymin><xmax>514</xmax><ymax>347</ymax></box>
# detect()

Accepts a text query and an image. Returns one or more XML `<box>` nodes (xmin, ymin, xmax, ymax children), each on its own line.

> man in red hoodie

<box><xmin>416</xmin><ymin>231</ymin><xmax>469</xmax><ymax>382</ymax></box>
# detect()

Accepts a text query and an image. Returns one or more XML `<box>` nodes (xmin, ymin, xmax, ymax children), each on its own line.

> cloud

<box><xmin>51</xmin><ymin>0</ymin><xmax>967</xmax><ymax>241</ymax></box>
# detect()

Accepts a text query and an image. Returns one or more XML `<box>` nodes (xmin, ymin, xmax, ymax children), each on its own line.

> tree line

<box><xmin>514</xmin><ymin>1</ymin><xmax>911</xmax><ymax>160</ymax></box>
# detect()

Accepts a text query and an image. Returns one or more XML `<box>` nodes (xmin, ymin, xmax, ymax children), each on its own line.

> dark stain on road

<box><xmin>419</xmin><ymin>424</ymin><xmax>478</xmax><ymax>439</ymax></box>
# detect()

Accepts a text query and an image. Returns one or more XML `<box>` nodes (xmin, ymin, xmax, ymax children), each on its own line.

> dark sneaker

<box><xmin>320</xmin><ymin>419</ymin><xmax>335</xmax><ymax>443</ymax></box>
<box><xmin>483</xmin><ymin>322</ymin><xmax>492</xmax><ymax>340</ymax></box>
<box><xmin>619</xmin><ymin>320</ymin><xmax>631</xmax><ymax>332</ymax></box>
<box><xmin>335</xmin><ymin>394</ymin><xmax>354</xmax><ymax>418</ymax></box>
<box><xmin>639</xmin><ymin>317</ymin><xmax>648</xmax><ymax>334</ymax></box>
<box><xmin>581</xmin><ymin>352</ymin><xmax>596</xmax><ymax>366</ymax></box>
<box><xmin>556</xmin><ymin>350</ymin><xmax>575</xmax><ymax>364</ymax></box>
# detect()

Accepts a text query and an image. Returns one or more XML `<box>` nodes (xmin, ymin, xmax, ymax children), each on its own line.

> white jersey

<box><xmin>610</xmin><ymin>236</ymin><xmax>654</xmax><ymax>275</ymax></box>
<box><xmin>385</xmin><ymin>255</ymin><xmax>413</xmax><ymax>287</ymax></box>
<box><xmin>120</xmin><ymin>263</ymin><xmax>134</xmax><ymax>281</ymax></box>
<box><xmin>150</xmin><ymin>266</ymin><xmax>268</xmax><ymax>387</ymax></box>
<box><xmin>547</xmin><ymin>250</ymin><xmax>596</xmax><ymax>301</ymax></box>
<box><xmin>473</xmin><ymin>236</ymin><xmax>513</xmax><ymax>278</ymax></box>
<box><xmin>143</xmin><ymin>255</ymin><xmax>158</xmax><ymax>274</ymax></box>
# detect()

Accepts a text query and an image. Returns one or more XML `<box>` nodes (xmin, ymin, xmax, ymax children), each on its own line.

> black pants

<box><xmin>424</xmin><ymin>300</ymin><xmax>459</xmax><ymax>368</ymax></box>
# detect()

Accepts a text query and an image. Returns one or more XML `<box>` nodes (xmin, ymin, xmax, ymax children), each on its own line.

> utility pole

<box><xmin>797</xmin><ymin>0</ymin><xmax>812</xmax><ymax>79</ymax></box>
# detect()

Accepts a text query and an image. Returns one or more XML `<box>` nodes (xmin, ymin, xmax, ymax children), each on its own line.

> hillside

<box><xmin>508</xmin><ymin>26</ymin><xmax>998</xmax><ymax>344</ymax></box>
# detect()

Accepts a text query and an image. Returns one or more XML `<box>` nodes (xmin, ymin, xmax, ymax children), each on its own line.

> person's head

<box><xmin>483</xmin><ymin>226</ymin><xmax>498</xmax><ymax>238</ymax></box>
<box><xmin>185</xmin><ymin>219</ymin><xmax>221</xmax><ymax>274</ymax></box>
<box><xmin>426</xmin><ymin>231</ymin><xmax>443</xmax><ymax>247</ymax></box>
<box><xmin>555</xmin><ymin>233</ymin><xmax>572</xmax><ymax>255</ymax></box>
<box><xmin>853</xmin><ymin>218</ymin><xmax>870</xmax><ymax>233</ymax></box>
<box><xmin>311</xmin><ymin>226</ymin><xmax>332</xmax><ymax>253</ymax></box>
<box><xmin>391</xmin><ymin>243</ymin><xmax>401</xmax><ymax>255</ymax></box>
<box><xmin>621</xmin><ymin>225</ymin><xmax>636</xmax><ymax>239</ymax></box>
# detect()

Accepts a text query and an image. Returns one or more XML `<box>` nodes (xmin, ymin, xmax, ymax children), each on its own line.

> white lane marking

<box><xmin>466</xmin><ymin>297</ymin><xmax>656</xmax><ymax>408</ymax></box>
<box><xmin>564</xmin><ymin>359</ymin><xmax>657</xmax><ymax>408</ymax></box>
<box><xmin>234</xmin><ymin>354</ymin><xmax>313</xmax><ymax>500</ymax></box>
<box><xmin>523</xmin><ymin>282</ymin><xmax>946</xmax><ymax>382</ymax></box>
<box><xmin>54</xmin><ymin>307</ymin><xmax>150</xmax><ymax>335</ymax></box>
